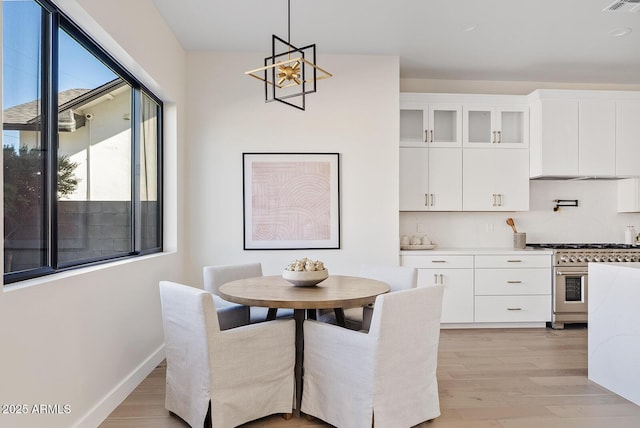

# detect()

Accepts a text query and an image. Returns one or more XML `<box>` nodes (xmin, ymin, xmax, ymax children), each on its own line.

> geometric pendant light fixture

<box><xmin>245</xmin><ymin>0</ymin><xmax>332</xmax><ymax>110</ymax></box>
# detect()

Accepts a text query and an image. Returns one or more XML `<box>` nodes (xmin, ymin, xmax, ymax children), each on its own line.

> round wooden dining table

<box><xmin>218</xmin><ymin>274</ymin><xmax>390</xmax><ymax>417</ymax></box>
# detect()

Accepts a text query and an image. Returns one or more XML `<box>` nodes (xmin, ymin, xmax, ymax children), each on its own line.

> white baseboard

<box><xmin>73</xmin><ymin>344</ymin><xmax>166</xmax><ymax>428</ymax></box>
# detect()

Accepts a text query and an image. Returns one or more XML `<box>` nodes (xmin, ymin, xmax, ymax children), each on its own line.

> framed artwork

<box><xmin>243</xmin><ymin>153</ymin><xmax>340</xmax><ymax>250</ymax></box>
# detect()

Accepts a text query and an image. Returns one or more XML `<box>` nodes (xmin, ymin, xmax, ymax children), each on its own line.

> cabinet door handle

<box><xmin>431</xmin><ymin>193</ymin><xmax>435</xmax><ymax>206</ymax></box>
<box><xmin>439</xmin><ymin>274</ymin><xmax>444</xmax><ymax>284</ymax></box>
<box><xmin>492</xmin><ymin>194</ymin><xmax>497</xmax><ymax>207</ymax></box>
<box><xmin>507</xmin><ymin>280</ymin><xmax>522</xmax><ymax>284</ymax></box>
<box><xmin>430</xmin><ymin>129</ymin><xmax>434</xmax><ymax>143</ymax></box>
<box><xmin>424</xmin><ymin>194</ymin><xmax>429</xmax><ymax>206</ymax></box>
<box><xmin>498</xmin><ymin>130</ymin><xmax>502</xmax><ymax>144</ymax></box>
<box><xmin>434</xmin><ymin>274</ymin><xmax>438</xmax><ymax>285</ymax></box>
<box><xmin>498</xmin><ymin>193</ymin><xmax>503</xmax><ymax>206</ymax></box>
<box><xmin>425</xmin><ymin>130</ymin><xmax>428</xmax><ymax>143</ymax></box>
<box><xmin>492</xmin><ymin>130</ymin><xmax>497</xmax><ymax>144</ymax></box>
<box><xmin>507</xmin><ymin>307</ymin><xmax>522</xmax><ymax>311</ymax></box>
<box><xmin>507</xmin><ymin>260</ymin><xmax>522</xmax><ymax>263</ymax></box>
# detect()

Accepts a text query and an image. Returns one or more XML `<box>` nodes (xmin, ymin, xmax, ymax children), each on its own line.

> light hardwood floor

<box><xmin>100</xmin><ymin>327</ymin><xmax>640</xmax><ymax>427</ymax></box>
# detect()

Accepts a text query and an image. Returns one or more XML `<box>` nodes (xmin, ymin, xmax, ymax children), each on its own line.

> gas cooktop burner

<box><xmin>527</xmin><ymin>243</ymin><xmax>639</xmax><ymax>250</ymax></box>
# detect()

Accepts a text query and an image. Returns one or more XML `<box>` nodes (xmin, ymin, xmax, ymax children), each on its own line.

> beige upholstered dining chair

<box><xmin>301</xmin><ymin>285</ymin><xmax>444</xmax><ymax>428</ymax></box>
<box><xmin>203</xmin><ymin>262</ymin><xmax>293</xmax><ymax>324</ymax></box>
<box><xmin>159</xmin><ymin>281</ymin><xmax>295</xmax><ymax>428</ymax></box>
<box><xmin>318</xmin><ymin>264</ymin><xmax>418</xmax><ymax>331</ymax></box>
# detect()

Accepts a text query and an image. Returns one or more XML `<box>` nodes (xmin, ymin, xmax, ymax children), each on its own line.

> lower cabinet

<box><xmin>401</xmin><ymin>252</ymin><xmax>552</xmax><ymax>326</ymax></box>
<box><xmin>417</xmin><ymin>267</ymin><xmax>474</xmax><ymax>323</ymax></box>
<box><xmin>474</xmin><ymin>254</ymin><xmax>552</xmax><ymax>323</ymax></box>
<box><xmin>402</xmin><ymin>255</ymin><xmax>474</xmax><ymax>323</ymax></box>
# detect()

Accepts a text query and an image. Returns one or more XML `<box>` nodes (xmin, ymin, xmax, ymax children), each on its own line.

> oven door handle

<box><xmin>556</xmin><ymin>270</ymin><xmax>589</xmax><ymax>276</ymax></box>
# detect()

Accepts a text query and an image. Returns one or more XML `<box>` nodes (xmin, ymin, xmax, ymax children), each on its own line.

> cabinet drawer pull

<box><xmin>507</xmin><ymin>280</ymin><xmax>522</xmax><ymax>284</ymax></box>
<box><xmin>431</xmin><ymin>260</ymin><xmax>447</xmax><ymax>263</ymax></box>
<box><xmin>507</xmin><ymin>307</ymin><xmax>522</xmax><ymax>311</ymax></box>
<box><xmin>507</xmin><ymin>260</ymin><xmax>522</xmax><ymax>263</ymax></box>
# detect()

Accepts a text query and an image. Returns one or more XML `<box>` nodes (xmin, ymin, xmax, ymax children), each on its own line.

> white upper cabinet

<box><xmin>400</xmin><ymin>93</ymin><xmax>530</xmax><ymax>213</ymax></box>
<box><xmin>529</xmin><ymin>90</ymin><xmax>640</xmax><ymax>179</ymax></box>
<box><xmin>399</xmin><ymin>147</ymin><xmax>429</xmax><ymax>210</ymax></box>
<box><xmin>427</xmin><ymin>148</ymin><xmax>463</xmax><ymax>210</ymax></box>
<box><xmin>463</xmin><ymin>104</ymin><xmax>529</xmax><ymax>148</ymax></box>
<box><xmin>579</xmin><ymin>100</ymin><xmax>615</xmax><ymax>177</ymax></box>
<box><xmin>462</xmin><ymin>149</ymin><xmax>529</xmax><ymax>211</ymax></box>
<box><xmin>399</xmin><ymin>147</ymin><xmax>462</xmax><ymax>211</ymax></box>
<box><xmin>618</xmin><ymin>178</ymin><xmax>640</xmax><ymax>213</ymax></box>
<box><xmin>529</xmin><ymin>95</ymin><xmax>579</xmax><ymax>177</ymax></box>
<box><xmin>400</xmin><ymin>94</ymin><xmax>462</xmax><ymax>148</ymax></box>
<box><xmin>616</xmin><ymin>102</ymin><xmax>640</xmax><ymax>177</ymax></box>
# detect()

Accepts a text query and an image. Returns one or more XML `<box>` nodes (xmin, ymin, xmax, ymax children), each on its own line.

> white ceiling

<box><xmin>152</xmin><ymin>0</ymin><xmax>640</xmax><ymax>84</ymax></box>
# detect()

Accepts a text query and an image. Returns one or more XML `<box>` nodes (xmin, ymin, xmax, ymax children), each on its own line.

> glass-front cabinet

<box><xmin>463</xmin><ymin>104</ymin><xmax>529</xmax><ymax>148</ymax></box>
<box><xmin>400</xmin><ymin>100</ymin><xmax>462</xmax><ymax>148</ymax></box>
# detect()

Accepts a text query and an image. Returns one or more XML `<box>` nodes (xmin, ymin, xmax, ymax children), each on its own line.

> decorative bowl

<box><xmin>282</xmin><ymin>269</ymin><xmax>329</xmax><ymax>287</ymax></box>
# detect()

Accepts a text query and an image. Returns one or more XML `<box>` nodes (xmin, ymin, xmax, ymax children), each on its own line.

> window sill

<box><xmin>2</xmin><ymin>251</ymin><xmax>176</xmax><ymax>293</ymax></box>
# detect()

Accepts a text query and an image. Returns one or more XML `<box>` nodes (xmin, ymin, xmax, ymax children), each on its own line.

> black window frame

<box><xmin>3</xmin><ymin>0</ymin><xmax>163</xmax><ymax>284</ymax></box>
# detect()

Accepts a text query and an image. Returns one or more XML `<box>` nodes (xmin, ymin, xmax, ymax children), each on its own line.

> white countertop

<box><xmin>589</xmin><ymin>262</ymin><xmax>640</xmax><ymax>269</ymax></box>
<box><xmin>400</xmin><ymin>247</ymin><xmax>554</xmax><ymax>256</ymax></box>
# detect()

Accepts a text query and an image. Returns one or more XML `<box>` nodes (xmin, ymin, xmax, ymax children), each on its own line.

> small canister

<box><xmin>625</xmin><ymin>226</ymin><xmax>636</xmax><ymax>245</ymax></box>
<box><xmin>513</xmin><ymin>232</ymin><xmax>526</xmax><ymax>249</ymax></box>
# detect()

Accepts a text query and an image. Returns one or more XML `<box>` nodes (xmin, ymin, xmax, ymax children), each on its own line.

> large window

<box><xmin>2</xmin><ymin>0</ymin><xmax>163</xmax><ymax>283</ymax></box>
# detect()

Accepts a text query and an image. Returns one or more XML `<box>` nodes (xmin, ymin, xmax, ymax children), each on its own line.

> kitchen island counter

<box><xmin>588</xmin><ymin>262</ymin><xmax>640</xmax><ymax>405</ymax></box>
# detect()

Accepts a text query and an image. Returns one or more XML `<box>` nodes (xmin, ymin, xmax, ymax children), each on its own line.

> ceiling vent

<box><xmin>603</xmin><ymin>0</ymin><xmax>640</xmax><ymax>12</ymax></box>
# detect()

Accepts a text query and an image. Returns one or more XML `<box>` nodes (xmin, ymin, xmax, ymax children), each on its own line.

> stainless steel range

<box><xmin>527</xmin><ymin>243</ymin><xmax>640</xmax><ymax>329</ymax></box>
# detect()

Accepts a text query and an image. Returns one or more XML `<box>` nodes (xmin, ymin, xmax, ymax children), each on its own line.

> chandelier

<box><xmin>245</xmin><ymin>0</ymin><xmax>332</xmax><ymax>110</ymax></box>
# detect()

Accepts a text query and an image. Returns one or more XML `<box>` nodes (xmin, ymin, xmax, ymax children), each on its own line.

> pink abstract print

<box><xmin>252</xmin><ymin>161</ymin><xmax>331</xmax><ymax>241</ymax></box>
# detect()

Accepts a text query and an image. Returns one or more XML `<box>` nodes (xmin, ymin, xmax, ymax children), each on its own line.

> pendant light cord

<box><xmin>287</xmin><ymin>0</ymin><xmax>291</xmax><ymax>44</ymax></box>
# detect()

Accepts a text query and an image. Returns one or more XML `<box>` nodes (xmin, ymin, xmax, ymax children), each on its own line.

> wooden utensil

<box><xmin>506</xmin><ymin>218</ymin><xmax>518</xmax><ymax>233</ymax></box>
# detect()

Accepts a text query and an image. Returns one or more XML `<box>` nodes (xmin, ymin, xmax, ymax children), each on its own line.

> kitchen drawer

<box><xmin>474</xmin><ymin>254</ymin><xmax>552</xmax><ymax>269</ymax></box>
<box><xmin>401</xmin><ymin>255</ymin><xmax>473</xmax><ymax>269</ymax></box>
<box><xmin>474</xmin><ymin>295</ymin><xmax>551</xmax><ymax>323</ymax></box>
<box><xmin>475</xmin><ymin>268</ymin><xmax>551</xmax><ymax>295</ymax></box>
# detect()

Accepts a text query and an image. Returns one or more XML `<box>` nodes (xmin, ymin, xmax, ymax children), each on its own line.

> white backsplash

<box><xmin>400</xmin><ymin>180</ymin><xmax>640</xmax><ymax>248</ymax></box>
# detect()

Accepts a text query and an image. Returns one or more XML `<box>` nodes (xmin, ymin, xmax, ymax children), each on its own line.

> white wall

<box><xmin>0</xmin><ymin>1</ymin><xmax>188</xmax><ymax>427</ymax></box>
<box><xmin>186</xmin><ymin>52</ymin><xmax>400</xmax><ymax>284</ymax></box>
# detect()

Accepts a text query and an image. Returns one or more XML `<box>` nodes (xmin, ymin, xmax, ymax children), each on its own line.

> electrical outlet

<box><xmin>417</xmin><ymin>223</ymin><xmax>423</xmax><ymax>233</ymax></box>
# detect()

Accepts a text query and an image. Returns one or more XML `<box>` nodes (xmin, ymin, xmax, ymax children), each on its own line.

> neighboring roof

<box><xmin>3</xmin><ymin>88</ymin><xmax>90</xmax><ymax>128</ymax></box>
<box><xmin>2</xmin><ymin>78</ymin><xmax>126</xmax><ymax>131</ymax></box>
